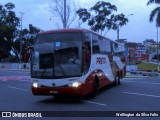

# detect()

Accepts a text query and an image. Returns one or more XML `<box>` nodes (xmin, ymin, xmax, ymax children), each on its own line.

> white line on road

<box><xmin>16</xmin><ymin>80</ymin><xmax>31</xmax><ymax>82</ymax></box>
<box><xmin>8</xmin><ymin>86</ymin><xmax>28</xmax><ymax>91</ymax></box>
<box><xmin>80</xmin><ymin>100</ymin><xmax>107</xmax><ymax>106</ymax></box>
<box><xmin>123</xmin><ymin>78</ymin><xmax>142</xmax><ymax>79</ymax></box>
<box><xmin>0</xmin><ymin>76</ymin><xmax>30</xmax><ymax>78</ymax></box>
<box><xmin>1</xmin><ymin>79</ymin><xmax>31</xmax><ymax>82</ymax></box>
<box><xmin>123</xmin><ymin>92</ymin><xmax>160</xmax><ymax>98</ymax></box>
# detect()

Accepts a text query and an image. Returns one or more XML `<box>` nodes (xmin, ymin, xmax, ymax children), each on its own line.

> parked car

<box><xmin>130</xmin><ymin>70</ymin><xmax>142</xmax><ymax>74</ymax></box>
<box><xmin>142</xmin><ymin>71</ymin><xmax>158</xmax><ymax>76</ymax></box>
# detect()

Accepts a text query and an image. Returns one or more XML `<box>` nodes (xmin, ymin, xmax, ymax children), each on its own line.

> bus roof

<box><xmin>38</xmin><ymin>28</ymin><xmax>123</xmax><ymax>45</ymax></box>
<box><xmin>38</xmin><ymin>28</ymin><xmax>89</xmax><ymax>35</ymax></box>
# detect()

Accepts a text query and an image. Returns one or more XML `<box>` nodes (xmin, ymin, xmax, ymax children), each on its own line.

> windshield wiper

<box><xmin>58</xmin><ymin>64</ymin><xmax>66</xmax><ymax>76</ymax></box>
<box><xmin>41</xmin><ymin>68</ymin><xmax>47</xmax><ymax>78</ymax></box>
<box><xmin>40</xmin><ymin>64</ymin><xmax>50</xmax><ymax>78</ymax></box>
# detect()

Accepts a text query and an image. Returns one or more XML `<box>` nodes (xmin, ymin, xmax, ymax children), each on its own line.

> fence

<box><xmin>0</xmin><ymin>63</ymin><xmax>30</xmax><ymax>69</ymax></box>
<box><xmin>0</xmin><ymin>63</ymin><xmax>137</xmax><ymax>71</ymax></box>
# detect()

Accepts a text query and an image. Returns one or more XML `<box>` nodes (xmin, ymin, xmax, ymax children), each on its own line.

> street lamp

<box><xmin>117</xmin><ymin>14</ymin><xmax>133</xmax><ymax>41</ymax></box>
<box><xmin>19</xmin><ymin>12</ymin><xmax>24</xmax><ymax>68</ymax></box>
<box><xmin>64</xmin><ymin>0</ymin><xmax>66</xmax><ymax>28</ymax></box>
<box><xmin>100</xmin><ymin>13</ymin><xmax>105</xmax><ymax>35</ymax></box>
<box><xmin>157</xmin><ymin>26</ymin><xmax>160</xmax><ymax>71</ymax></box>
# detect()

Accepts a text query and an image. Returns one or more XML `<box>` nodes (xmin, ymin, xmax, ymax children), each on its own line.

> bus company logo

<box><xmin>96</xmin><ymin>57</ymin><xmax>106</xmax><ymax>64</ymax></box>
<box><xmin>2</xmin><ymin>112</ymin><xmax>11</xmax><ymax>117</ymax></box>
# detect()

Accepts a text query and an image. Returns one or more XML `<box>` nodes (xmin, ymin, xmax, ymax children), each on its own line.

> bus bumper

<box><xmin>32</xmin><ymin>85</ymin><xmax>85</xmax><ymax>96</ymax></box>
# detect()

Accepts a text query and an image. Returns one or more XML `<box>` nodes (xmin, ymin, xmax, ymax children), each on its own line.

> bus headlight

<box><xmin>33</xmin><ymin>81</ymin><xmax>39</xmax><ymax>88</ymax></box>
<box><xmin>69</xmin><ymin>82</ymin><xmax>82</xmax><ymax>88</ymax></box>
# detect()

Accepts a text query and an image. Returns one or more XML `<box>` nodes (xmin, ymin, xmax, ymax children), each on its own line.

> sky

<box><xmin>1</xmin><ymin>0</ymin><xmax>159</xmax><ymax>43</ymax></box>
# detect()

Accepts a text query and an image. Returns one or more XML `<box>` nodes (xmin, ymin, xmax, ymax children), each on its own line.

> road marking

<box><xmin>0</xmin><ymin>76</ymin><xmax>30</xmax><ymax>78</ymax></box>
<box><xmin>1</xmin><ymin>70</ymin><xmax>30</xmax><ymax>74</ymax></box>
<box><xmin>8</xmin><ymin>86</ymin><xmax>28</xmax><ymax>91</ymax></box>
<box><xmin>123</xmin><ymin>78</ymin><xmax>142</xmax><ymax>79</ymax></box>
<box><xmin>123</xmin><ymin>81</ymin><xmax>160</xmax><ymax>85</ymax></box>
<box><xmin>80</xmin><ymin>100</ymin><xmax>107</xmax><ymax>106</ymax></box>
<box><xmin>0</xmin><ymin>76</ymin><xmax>31</xmax><ymax>81</ymax></box>
<box><xmin>123</xmin><ymin>92</ymin><xmax>160</xmax><ymax>98</ymax></box>
<box><xmin>16</xmin><ymin>80</ymin><xmax>31</xmax><ymax>82</ymax></box>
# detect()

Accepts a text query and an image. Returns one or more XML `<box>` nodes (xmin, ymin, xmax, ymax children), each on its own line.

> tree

<box><xmin>49</xmin><ymin>0</ymin><xmax>77</xmax><ymax>28</ymax></box>
<box><xmin>0</xmin><ymin>2</ymin><xmax>41</xmax><ymax>62</ymax></box>
<box><xmin>76</xmin><ymin>1</ymin><xmax>128</xmax><ymax>35</ymax></box>
<box><xmin>147</xmin><ymin>0</ymin><xmax>160</xmax><ymax>26</ymax></box>
<box><xmin>14</xmin><ymin>24</ymin><xmax>41</xmax><ymax>62</ymax></box>
<box><xmin>153</xmin><ymin>54</ymin><xmax>160</xmax><ymax>60</ymax></box>
<box><xmin>0</xmin><ymin>2</ymin><xmax>20</xmax><ymax>61</ymax></box>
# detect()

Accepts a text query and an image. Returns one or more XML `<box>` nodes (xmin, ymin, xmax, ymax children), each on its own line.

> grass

<box><xmin>137</xmin><ymin>62</ymin><xmax>158</xmax><ymax>71</ymax></box>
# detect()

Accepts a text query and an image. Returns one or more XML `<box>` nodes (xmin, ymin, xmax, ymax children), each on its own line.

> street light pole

<box><xmin>117</xmin><ymin>14</ymin><xmax>133</xmax><ymax>41</ymax></box>
<box><xmin>19</xmin><ymin>12</ymin><xmax>24</xmax><ymax>68</ymax></box>
<box><xmin>117</xmin><ymin>26</ymin><xmax>120</xmax><ymax>41</ymax></box>
<box><xmin>157</xmin><ymin>26</ymin><xmax>159</xmax><ymax>71</ymax></box>
<box><xmin>100</xmin><ymin>13</ymin><xmax>104</xmax><ymax>35</ymax></box>
<box><xmin>64</xmin><ymin>0</ymin><xmax>66</xmax><ymax>28</ymax></box>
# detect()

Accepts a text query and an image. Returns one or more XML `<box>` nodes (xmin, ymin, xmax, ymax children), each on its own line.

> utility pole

<box><xmin>64</xmin><ymin>0</ymin><xmax>66</xmax><ymax>28</ymax></box>
<box><xmin>117</xmin><ymin>14</ymin><xmax>133</xmax><ymax>41</ymax></box>
<box><xmin>19</xmin><ymin>12</ymin><xmax>24</xmax><ymax>68</ymax></box>
<box><xmin>157</xmin><ymin>26</ymin><xmax>159</xmax><ymax>71</ymax></box>
<box><xmin>117</xmin><ymin>26</ymin><xmax>120</xmax><ymax>41</ymax></box>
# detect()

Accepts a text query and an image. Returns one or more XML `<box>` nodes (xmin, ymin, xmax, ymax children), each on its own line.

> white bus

<box><xmin>31</xmin><ymin>29</ymin><xmax>126</xmax><ymax>97</ymax></box>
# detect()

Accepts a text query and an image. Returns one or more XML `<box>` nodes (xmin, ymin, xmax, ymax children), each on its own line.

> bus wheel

<box><xmin>113</xmin><ymin>77</ymin><xmax>118</xmax><ymax>86</ymax></box>
<box><xmin>117</xmin><ymin>76</ymin><xmax>121</xmax><ymax>85</ymax></box>
<box><xmin>113</xmin><ymin>76</ymin><xmax>121</xmax><ymax>86</ymax></box>
<box><xmin>90</xmin><ymin>78</ymin><xmax>99</xmax><ymax>98</ymax></box>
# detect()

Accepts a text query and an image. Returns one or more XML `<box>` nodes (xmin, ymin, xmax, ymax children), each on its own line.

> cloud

<box><xmin>1</xmin><ymin>0</ymin><xmax>159</xmax><ymax>42</ymax></box>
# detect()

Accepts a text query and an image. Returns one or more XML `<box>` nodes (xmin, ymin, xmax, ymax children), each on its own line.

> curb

<box><xmin>125</xmin><ymin>75</ymin><xmax>159</xmax><ymax>78</ymax></box>
<box><xmin>125</xmin><ymin>76</ymin><xmax>149</xmax><ymax>78</ymax></box>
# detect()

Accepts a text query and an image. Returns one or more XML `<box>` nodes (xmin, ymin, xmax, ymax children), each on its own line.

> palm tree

<box><xmin>147</xmin><ymin>0</ymin><xmax>160</xmax><ymax>26</ymax></box>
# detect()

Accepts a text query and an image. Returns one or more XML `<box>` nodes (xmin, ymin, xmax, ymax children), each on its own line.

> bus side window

<box><xmin>84</xmin><ymin>43</ymin><xmax>91</xmax><ymax>69</ymax></box>
<box><xmin>93</xmin><ymin>45</ymin><xmax>100</xmax><ymax>53</ymax></box>
<box><xmin>92</xmin><ymin>34</ymin><xmax>101</xmax><ymax>54</ymax></box>
<box><xmin>110</xmin><ymin>42</ymin><xmax>114</xmax><ymax>55</ymax></box>
<box><xmin>83</xmin><ymin>32</ymin><xmax>91</xmax><ymax>74</ymax></box>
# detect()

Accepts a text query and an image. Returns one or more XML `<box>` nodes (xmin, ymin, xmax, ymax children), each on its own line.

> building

<box><xmin>124</xmin><ymin>40</ymin><xmax>159</xmax><ymax>62</ymax></box>
<box><xmin>126</xmin><ymin>42</ymin><xmax>149</xmax><ymax>62</ymax></box>
<box><xmin>143</xmin><ymin>39</ymin><xmax>156</xmax><ymax>47</ymax></box>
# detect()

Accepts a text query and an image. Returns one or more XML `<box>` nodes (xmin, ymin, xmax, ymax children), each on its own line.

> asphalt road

<box><xmin>0</xmin><ymin>70</ymin><xmax>160</xmax><ymax>120</ymax></box>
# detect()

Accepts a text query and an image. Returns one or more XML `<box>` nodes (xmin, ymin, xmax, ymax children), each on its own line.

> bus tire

<box><xmin>90</xmin><ymin>78</ymin><xmax>99</xmax><ymax>98</ymax></box>
<box><xmin>117</xmin><ymin>76</ymin><xmax>121</xmax><ymax>85</ymax></box>
<box><xmin>113</xmin><ymin>76</ymin><xmax>118</xmax><ymax>86</ymax></box>
<box><xmin>113</xmin><ymin>74</ymin><xmax>121</xmax><ymax>86</ymax></box>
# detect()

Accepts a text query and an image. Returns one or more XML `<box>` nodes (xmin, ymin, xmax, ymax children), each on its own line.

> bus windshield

<box><xmin>31</xmin><ymin>32</ymin><xmax>82</xmax><ymax>79</ymax></box>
